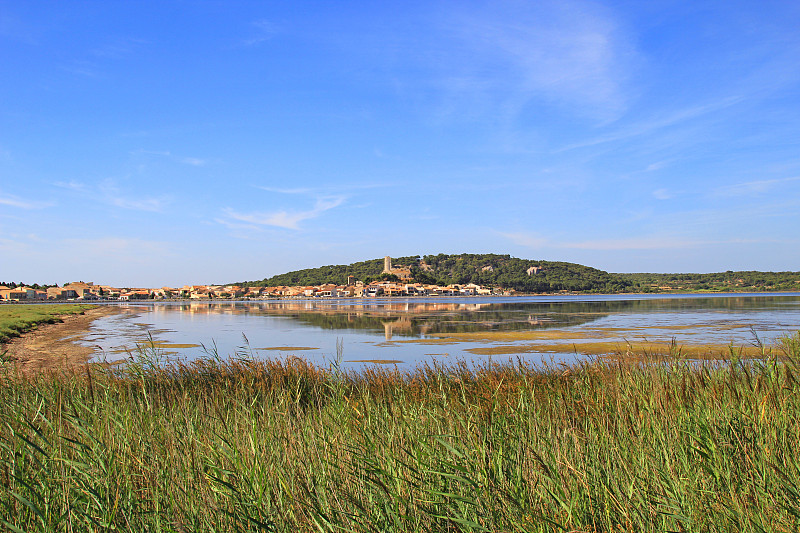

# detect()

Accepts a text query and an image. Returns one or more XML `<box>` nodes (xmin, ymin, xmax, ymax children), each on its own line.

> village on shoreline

<box><xmin>4</xmin><ymin>256</ymin><xmax>798</xmax><ymax>303</ymax></box>
<box><xmin>0</xmin><ymin>278</ymin><xmax>514</xmax><ymax>303</ymax></box>
<box><xmin>0</xmin><ymin>256</ymin><xmax>523</xmax><ymax>302</ymax></box>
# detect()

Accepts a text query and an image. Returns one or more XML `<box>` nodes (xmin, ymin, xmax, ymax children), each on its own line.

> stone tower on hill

<box><xmin>382</xmin><ymin>256</ymin><xmax>412</xmax><ymax>280</ymax></box>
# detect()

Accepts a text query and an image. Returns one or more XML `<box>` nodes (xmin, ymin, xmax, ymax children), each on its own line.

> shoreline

<box><xmin>1</xmin><ymin>306</ymin><xmax>121</xmax><ymax>374</ymax></box>
<box><xmin>2</xmin><ymin>291</ymin><xmax>798</xmax><ymax>373</ymax></box>
<box><xmin>18</xmin><ymin>288</ymin><xmax>799</xmax><ymax>305</ymax></box>
<box><xmin>1</xmin><ymin>288</ymin><xmax>797</xmax><ymax>308</ymax></box>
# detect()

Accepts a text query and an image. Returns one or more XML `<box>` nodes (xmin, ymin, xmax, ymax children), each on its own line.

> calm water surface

<box><xmin>81</xmin><ymin>294</ymin><xmax>800</xmax><ymax>369</ymax></box>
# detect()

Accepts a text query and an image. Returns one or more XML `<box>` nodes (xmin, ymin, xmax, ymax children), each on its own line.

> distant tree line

<box><xmin>618</xmin><ymin>271</ymin><xmax>800</xmax><ymax>293</ymax></box>
<box><xmin>0</xmin><ymin>282</ymin><xmax>57</xmax><ymax>289</ymax></box>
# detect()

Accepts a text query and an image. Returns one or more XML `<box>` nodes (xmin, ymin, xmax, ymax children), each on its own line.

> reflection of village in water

<box><xmin>84</xmin><ymin>295</ymin><xmax>800</xmax><ymax>366</ymax></box>
<box><xmin>140</xmin><ymin>295</ymin><xmax>797</xmax><ymax>337</ymax></box>
<box><xmin>140</xmin><ymin>299</ymin><xmax>609</xmax><ymax>340</ymax></box>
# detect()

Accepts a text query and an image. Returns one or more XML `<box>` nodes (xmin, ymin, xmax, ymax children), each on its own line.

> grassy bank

<box><xmin>0</xmin><ymin>304</ymin><xmax>97</xmax><ymax>344</ymax></box>
<box><xmin>1</xmin><ymin>334</ymin><xmax>800</xmax><ymax>531</ymax></box>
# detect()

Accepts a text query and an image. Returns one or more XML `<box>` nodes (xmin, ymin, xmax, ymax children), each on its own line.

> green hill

<box><xmin>238</xmin><ymin>256</ymin><xmax>420</xmax><ymax>288</ymax></box>
<box><xmin>238</xmin><ymin>253</ymin><xmax>633</xmax><ymax>293</ymax></box>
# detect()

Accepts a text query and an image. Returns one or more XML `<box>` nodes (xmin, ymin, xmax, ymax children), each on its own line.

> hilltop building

<box><xmin>382</xmin><ymin>255</ymin><xmax>412</xmax><ymax>280</ymax></box>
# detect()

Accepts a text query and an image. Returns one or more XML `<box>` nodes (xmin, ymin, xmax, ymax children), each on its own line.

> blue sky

<box><xmin>2</xmin><ymin>1</ymin><xmax>799</xmax><ymax>287</ymax></box>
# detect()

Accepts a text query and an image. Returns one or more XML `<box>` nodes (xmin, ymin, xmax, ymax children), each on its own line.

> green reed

<box><xmin>1</xmin><ymin>332</ymin><xmax>799</xmax><ymax>532</ymax></box>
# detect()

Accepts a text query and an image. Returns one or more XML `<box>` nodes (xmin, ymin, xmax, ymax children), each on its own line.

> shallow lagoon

<box><xmin>81</xmin><ymin>294</ymin><xmax>800</xmax><ymax>368</ymax></box>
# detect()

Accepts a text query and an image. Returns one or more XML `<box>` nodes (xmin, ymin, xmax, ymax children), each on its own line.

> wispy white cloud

<box><xmin>256</xmin><ymin>182</ymin><xmax>394</xmax><ymax>195</ymax></box>
<box><xmin>178</xmin><ymin>157</ymin><xmax>207</xmax><ymax>167</ymax></box>
<box><xmin>0</xmin><ymin>236</ymin><xmax>34</xmax><ymax>254</ymax></box>
<box><xmin>91</xmin><ymin>37</ymin><xmax>149</xmax><ymax>59</ymax></box>
<box><xmin>0</xmin><ymin>11</ymin><xmax>39</xmax><ymax>45</ymax></box>
<box><xmin>435</xmin><ymin>0</ymin><xmax>636</xmax><ymax>122</ymax></box>
<box><xmin>54</xmin><ymin>180</ymin><xmax>168</xmax><ymax>212</ymax></box>
<box><xmin>714</xmin><ymin>176</ymin><xmax>800</xmax><ymax>197</ymax></box>
<box><xmin>131</xmin><ymin>149</ymin><xmax>171</xmax><ymax>157</ymax></box>
<box><xmin>502</xmin><ymin>231</ymin><xmax>757</xmax><ymax>251</ymax></box>
<box><xmin>223</xmin><ymin>196</ymin><xmax>346</xmax><ymax>230</ymax></box>
<box><xmin>130</xmin><ymin>150</ymin><xmax>208</xmax><ymax>166</ymax></box>
<box><xmin>107</xmin><ymin>196</ymin><xmax>166</xmax><ymax>212</ymax></box>
<box><xmin>57</xmin><ymin>238</ymin><xmax>176</xmax><ymax>276</ymax></box>
<box><xmin>2</xmin><ymin>234</ymin><xmax>180</xmax><ymax>285</ymax></box>
<box><xmin>1</xmin><ymin>235</ymin><xmax>173</xmax><ymax>274</ymax></box>
<box><xmin>560</xmin><ymin>237</ymin><xmax>712</xmax><ymax>251</ymax></box>
<box><xmin>257</xmin><ymin>186</ymin><xmax>313</xmax><ymax>194</ymax></box>
<box><xmin>54</xmin><ymin>180</ymin><xmax>88</xmax><ymax>192</ymax></box>
<box><xmin>59</xmin><ymin>60</ymin><xmax>100</xmax><ymax>78</ymax></box>
<box><xmin>501</xmin><ymin>231</ymin><xmax>549</xmax><ymax>249</ymax></box>
<box><xmin>60</xmin><ymin>38</ymin><xmax>148</xmax><ymax>79</ymax></box>
<box><xmin>99</xmin><ymin>181</ymin><xmax>168</xmax><ymax>212</ymax></box>
<box><xmin>652</xmin><ymin>188</ymin><xmax>673</xmax><ymax>200</ymax></box>
<box><xmin>213</xmin><ymin>218</ymin><xmax>260</xmax><ymax>232</ymax></box>
<box><xmin>242</xmin><ymin>19</ymin><xmax>279</xmax><ymax>46</ymax></box>
<box><xmin>646</xmin><ymin>160</ymin><xmax>671</xmax><ymax>172</ymax></box>
<box><xmin>63</xmin><ymin>237</ymin><xmax>170</xmax><ymax>256</ymax></box>
<box><xmin>558</xmin><ymin>96</ymin><xmax>744</xmax><ymax>152</ymax></box>
<box><xmin>0</xmin><ymin>191</ymin><xmax>52</xmax><ymax>209</ymax></box>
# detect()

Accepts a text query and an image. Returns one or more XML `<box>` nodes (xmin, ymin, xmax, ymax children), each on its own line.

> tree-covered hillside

<box><xmin>238</xmin><ymin>254</ymin><xmax>633</xmax><ymax>293</ymax></box>
<box><xmin>412</xmin><ymin>254</ymin><xmax>631</xmax><ymax>293</ymax></box>
<box><xmin>238</xmin><ymin>256</ymin><xmax>421</xmax><ymax>288</ymax></box>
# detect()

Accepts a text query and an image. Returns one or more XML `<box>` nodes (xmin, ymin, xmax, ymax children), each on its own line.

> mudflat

<box><xmin>1</xmin><ymin>306</ymin><xmax>120</xmax><ymax>374</ymax></box>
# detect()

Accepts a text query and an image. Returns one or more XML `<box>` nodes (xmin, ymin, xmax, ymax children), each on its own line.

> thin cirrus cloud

<box><xmin>241</xmin><ymin>19</ymin><xmax>279</xmax><ymax>46</ymax></box>
<box><xmin>90</xmin><ymin>37</ymin><xmax>149</xmax><ymax>59</ymax></box>
<box><xmin>559</xmin><ymin>237</ymin><xmax>710</xmax><ymax>251</ymax></box>
<box><xmin>53</xmin><ymin>180</ymin><xmax>88</xmax><ymax>193</ymax></box>
<box><xmin>646</xmin><ymin>160</ymin><xmax>671</xmax><ymax>172</ymax></box>
<box><xmin>652</xmin><ymin>188</ymin><xmax>673</xmax><ymax>200</ymax></box>
<box><xmin>434</xmin><ymin>0</ymin><xmax>634</xmax><ymax>122</ymax></box>
<box><xmin>0</xmin><ymin>237</ymin><xmax>30</xmax><ymax>254</ymax></box>
<box><xmin>714</xmin><ymin>176</ymin><xmax>800</xmax><ymax>197</ymax></box>
<box><xmin>257</xmin><ymin>186</ymin><xmax>313</xmax><ymax>194</ymax></box>
<box><xmin>54</xmin><ymin>180</ymin><xmax>168</xmax><ymax>212</ymax></box>
<box><xmin>213</xmin><ymin>217</ymin><xmax>260</xmax><ymax>232</ymax></box>
<box><xmin>502</xmin><ymin>231</ymin><xmax>723</xmax><ymax>251</ymax></box>
<box><xmin>557</xmin><ymin>96</ymin><xmax>744</xmax><ymax>152</ymax></box>
<box><xmin>130</xmin><ymin>150</ymin><xmax>207</xmax><ymax>167</ymax></box>
<box><xmin>178</xmin><ymin>157</ymin><xmax>207</xmax><ymax>167</ymax></box>
<box><xmin>0</xmin><ymin>191</ymin><xmax>52</xmax><ymax>209</ymax></box>
<box><xmin>101</xmin><ymin>182</ymin><xmax>168</xmax><ymax>212</ymax></box>
<box><xmin>500</xmin><ymin>231</ymin><xmax>549</xmax><ymax>249</ymax></box>
<box><xmin>257</xmin><ymin>182</ymin><xmax>393</xmax><ymax>194</ymax></box>
<box><xmin>223</xmin><ymin>196</ymin><xmax>346</xmax><ymax>230</ymax></box>
<box><xmin>107</xmin><ymin>195</ymin><xmax>166</xmax><ymax>212</ymax></box>
<box><xmin>62</xmin><ymin>237</ymin><xmax>171</xmax><ymax>256</ymax></box>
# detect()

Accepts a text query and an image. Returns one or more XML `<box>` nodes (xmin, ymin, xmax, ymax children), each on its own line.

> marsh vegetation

<box><xmin>1</xmin><ymin>332</ymin><xmax>800</xmax><ymax>531</ymax></box>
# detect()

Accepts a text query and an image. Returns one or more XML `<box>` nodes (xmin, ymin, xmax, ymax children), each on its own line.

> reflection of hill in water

<box><xmin>287</xmin><ymin>307</ymin><xmax>600</xmax><ymax>338</ymax></box>
<box><xmin>156</xmin><ymin>296</ymin><xmax>796</xmax><ymax>339</ymax></box>
<box><xmin>159</xmin><ymin>300</ymin><xmax>612</xmax><ymax>338</ymax></box>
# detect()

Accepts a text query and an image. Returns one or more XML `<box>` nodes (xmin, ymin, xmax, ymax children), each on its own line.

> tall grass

<box><xmin>1</xmin><ymin>333</ymin><xmax>800</xmax><ymax>531</ymax></box>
